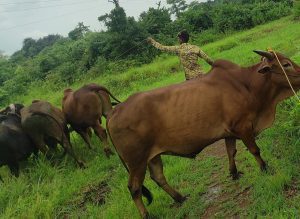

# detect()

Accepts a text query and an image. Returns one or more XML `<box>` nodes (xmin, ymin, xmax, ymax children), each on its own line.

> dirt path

<box><xmin>197</xmin><ymin>140</ymin><xmax>251</xmax><ymax>218</ymax></box>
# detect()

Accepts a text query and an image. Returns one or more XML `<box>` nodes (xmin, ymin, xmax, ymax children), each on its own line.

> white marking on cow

<box><xmin>9</xmin><ymin>104</ymin><xmax>15</xmax><ymax>114</ymax></box>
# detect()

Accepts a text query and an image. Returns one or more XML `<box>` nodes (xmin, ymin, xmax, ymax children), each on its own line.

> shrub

<box><xmin>294</xmin><ymin>0</ymin><xmax>300</xmax><ymax>20</ymax></box>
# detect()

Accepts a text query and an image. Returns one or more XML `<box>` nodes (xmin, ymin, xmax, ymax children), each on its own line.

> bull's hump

<box><xmin>212</xmin><ymin>59</ymin><xmax>240</xmax><ymax>70</ymax></box>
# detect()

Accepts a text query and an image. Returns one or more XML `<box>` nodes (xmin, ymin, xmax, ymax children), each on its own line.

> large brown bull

<box><xmin>107</xmin><ymin>50</ymin><xmax>300</xmax><ymax>218</ymax></box>
<box><xmin>62</xmin><ymin>83</ymin><xmax>120</xmax><ymax>157</ymax></box>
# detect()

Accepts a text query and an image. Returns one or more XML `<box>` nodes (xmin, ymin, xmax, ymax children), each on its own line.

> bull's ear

<box><xmin>257</xmin><ymin>62</ymin><xmax>272</xmax><ymax>74</ymax></box>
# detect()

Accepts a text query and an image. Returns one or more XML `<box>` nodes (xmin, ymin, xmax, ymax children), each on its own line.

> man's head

<box><xmin>177</xmin><ymin>30</ymin><xmax>189</xmax><ymax>44</ymax></box>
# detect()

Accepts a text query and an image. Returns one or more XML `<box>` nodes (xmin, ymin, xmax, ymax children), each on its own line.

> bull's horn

<box><xmin>253</xmin><ymin>50</ymin><xmax>274</xmax><ymax>60</ymax></box>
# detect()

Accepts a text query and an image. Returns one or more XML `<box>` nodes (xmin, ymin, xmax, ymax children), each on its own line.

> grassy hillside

<box><xmin>0</xmin><ymin>16</ymin><xmax>300</xmax><ymax>218</ymax></box>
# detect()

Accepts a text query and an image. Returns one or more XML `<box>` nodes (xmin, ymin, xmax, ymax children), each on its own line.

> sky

<box><xmin>0</xmin><ymin>0</ymin><xmax>200</xmax><ymax>55</ymax></box>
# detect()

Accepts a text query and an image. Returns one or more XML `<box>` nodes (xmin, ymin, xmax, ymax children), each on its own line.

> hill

<box><xmin>0</xmin><ymin>16</ymin><xmax>299</xmax><ymax>218</ymax></box>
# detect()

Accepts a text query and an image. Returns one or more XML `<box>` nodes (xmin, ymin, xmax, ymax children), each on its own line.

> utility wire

<box><xmin>0</xmin><ymin>0</ymin><xmax>98</xmax><ymax>13</ymax></box>
<box><xmin>0</xmin><ymin>0</ymin><xmax>66</xmax><ymax>6</ymax></box>
<box><xmin>0</xmin><ymin>0</ymin><xmax>147</xmax><ymax>7</ymax></box>
<box><xmin>0</xmin><ymin>6</ymin><xmax>98</xmax><ymax>32</ymax></box>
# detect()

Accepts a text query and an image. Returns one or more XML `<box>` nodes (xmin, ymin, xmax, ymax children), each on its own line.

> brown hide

<box><xmin>107</xmin><ymin>51</ymin><xmax>300</xmax><ymax>218</ymax></box>
<box><xmin>62</xmin><ymin>83</ymin><xmax>119</xmax><ymax>157</ymax></box>
<box><xmin>21</xmin><ymin>100</ymin><xmax>84</xmax><ymax>167</ymax></box>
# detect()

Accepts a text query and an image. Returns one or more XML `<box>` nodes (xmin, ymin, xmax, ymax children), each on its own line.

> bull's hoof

<box><xmin>104</xmin><ymin>148</ymin><xmax>115</xmax><ymax>158</ymax></box>
<box><xmin>180</xmin><ymin>194</ymin><xmax>189</xmax><ymax>203</ymax></box>
<box><xmin>87</xmin><ymin>145</ymin><xmax>94</xmax><ymax>150</ymax></box>
<box><xmin>260</xmin><ymin>163</ymin><xmax>268</xmax><ymax>172</ymax></box>
<box><xmin>261</xmin><ymin>163</ymin><xmax>275</xmax><ymax>175</ymax></box>
<box><xmin>231</xmin><ymin>171</ymin><xmax>244</xmax><ymax>180</ymax></box>
<box><xmin>78</xmin><ymin>160</ymin><xmax>86</xmax><ymax>169</ymax></box>
<box><xmin>142</xmin><ymin>211</ymin><xmax>150</xmax><ymax>219</ymax></box>
<box><xmin>45</xmin><ymin>152</ymin><xmax>55</xmax><ymax>160</ymax></box>
<box><xmin>170</xmin><ymin>194</ymin><xmax>188</xmax><ymax>208</ymax></box>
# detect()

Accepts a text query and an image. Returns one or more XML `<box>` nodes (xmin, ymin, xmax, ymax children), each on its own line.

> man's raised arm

<box><xmin>147</xmin><ymin>37</ymin><xmax>180</xmax><ymax>54</ymax></box>
<box><xmin>198</xmin><ymin>49</ymin><xmax>214</xmax><ymax>66</ymax></box>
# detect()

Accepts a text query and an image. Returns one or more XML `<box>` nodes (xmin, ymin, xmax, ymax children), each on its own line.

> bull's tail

<box><xmin>87</xmin><ymin>84</ymin><xmax>121</xmax><ymax>104</ymax></box>
<box><xmin>106</xmin><ymin>117</ymin><xmax>153</xmax><ymax>205</ymax></box>
<box><xmin>141</xmin><ymin>186</ymin><xmax>153</xmax><ymax>205</ymax></box>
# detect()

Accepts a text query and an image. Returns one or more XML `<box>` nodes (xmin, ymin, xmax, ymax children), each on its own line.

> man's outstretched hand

<box><xmin>147</xmin><ymin>37</ymin><xmax>154</xmax><ymax>44</ymax></box>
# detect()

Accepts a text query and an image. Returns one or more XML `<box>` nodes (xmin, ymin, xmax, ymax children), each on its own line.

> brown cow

<box><xmin>62</xmin><ymin>83</ymin><xmax>121</xmax><ymax>157</ymax></box>
<box><xmin>21</xmin><ymin>100</ymin><xmax>85</xmax><ymax>168</ymax></box>
<box><xmin>106</xmin><ymin>50</ymin><xmax>300</xmax><ymax>218</ymax></box>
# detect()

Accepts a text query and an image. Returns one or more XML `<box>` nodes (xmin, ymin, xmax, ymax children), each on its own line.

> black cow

<box><xmin>0</xmin><ymin>104</ymin><xmax>37</xmax><ymax>181</ymax></box>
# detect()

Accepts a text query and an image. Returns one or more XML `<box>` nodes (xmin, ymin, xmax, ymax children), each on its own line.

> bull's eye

<box><xmin>283</xmin><ymin>63</ymin><xmax>291</xmax><ymax>68</ymax></box>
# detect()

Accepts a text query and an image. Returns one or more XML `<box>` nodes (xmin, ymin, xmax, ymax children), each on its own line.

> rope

<box><xmin>112</xmin><ymin>38</ymin><xmax>148</xmax><ymax>62</ymax></box>
<box><xmin>268</xmin><ymin>48</ymin><xmax>300</xmax><ymax>104</ymax></box>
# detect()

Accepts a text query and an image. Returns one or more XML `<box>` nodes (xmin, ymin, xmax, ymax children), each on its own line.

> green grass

<box><xmin>1</xmin><ymin>16</ymin><xmax>300</xmax><ymax>218</ymax></box>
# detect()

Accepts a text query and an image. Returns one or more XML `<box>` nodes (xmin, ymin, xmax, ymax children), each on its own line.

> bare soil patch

<box><xmin>284</xmin><ymin>178</ymin><xmax>299</xmax><ymax>199</ymax></box>
<box><xmin>199</xmin><ymin>140</ymin><xmax>227</xmax><ymax>159</ymax></box>
<box><xmin>62</xmin><ymin>180</ymin><xmax>111</xmax><ymax>215</ymax></box>
<box><xmin>197</xmin><ymin>140</ymin><xmax>252</xmax><ymax>218</ymax></box>
<box><xmin>77</xmin><ymin>181</ymin><xmax>110</xmax><ymax>208</ymax></box>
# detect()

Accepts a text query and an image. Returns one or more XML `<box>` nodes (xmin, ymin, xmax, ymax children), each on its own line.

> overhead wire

<box><xmin>0</xmin><ymin>5</ymin><xmax>100</xmax><ymax>32</ymax></box>
<box><xmin>0</xmin><ymin>0</ymin><xmax>99</xmax><ymax>13</ymax></box>
<box><xmin>0</xmin><ymin>0</ymin><xmax>66</xmax><ymax>6</ymax></box>
<box><xmin>0</xmin><ymin>0</ymin><xmax>151</xmax><ymax>57</ymax></box>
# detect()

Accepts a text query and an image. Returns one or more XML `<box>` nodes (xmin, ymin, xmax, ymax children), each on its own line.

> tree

<box><xmin>108</xmin><ymin>0</ymin><xmax>119</xmax><ymax>7</ymax></box>
<box><xmin>294</xmin><ymin>0</ymin><xmax>300</xmax><ymax>20</ymax></box>
<box><xmin>139</xmin><ymin>7</ymin><xmax>172</xmax><ymax>35</ymax></box>
<box><xmin>68</xmin><ymin>22</ymin><xmax>90</xmax><ymax>40</ymax></box>
<box><xmin>19</xmin><ymin>35</ymin><xmax>63</xmax><ymax>58</ymax></box>
<box><xmin>177</xmin><ymin>5</ymin><xmax>213</xmax><ymax>32</ymax></box>
<box><xmin>214</xmin><ymin>4</ymin><xmax>253</xmax><ymax>32</ymax></box>
<box><xmin>22</xmin><ymin>38</ymin><xmax>37</xmax><ymax>57</ymax></box>
<box><xmin>98</xmin><ymin>6</ymin><xmax>127</xmax><ymax>33</ymax></box>
<box><xmin>0</xmin><ymin>52</ymin><xmax>14</xmax><ymax>86</ymax></box>
<box><xmin>166</xmin><ymin>0</ymin><xmax>187</xmax><ymax>18</ymax></box>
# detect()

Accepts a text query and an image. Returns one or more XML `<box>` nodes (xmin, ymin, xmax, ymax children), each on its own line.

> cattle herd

<box><xmin>0</xmin><ymin>50</ymin><xmax>299</xmax><ymax>218</ymax></box>
<box><xmin>0</xmin><ymin>83</ymin><xmax>120</xmax><ymax>178</ymax></box>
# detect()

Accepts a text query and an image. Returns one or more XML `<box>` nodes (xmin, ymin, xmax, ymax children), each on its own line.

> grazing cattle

<box><xmin>106</xmin><ymin>50</ymin><xmax>300</xmax><ymax>218</ymax></box>
<box><xmin>62</xmin><ymin>83</ymin><xmax>120</xmax><ymax>157</ymax></box>
<box><xmin>21</xmin><ymin>100</ymin><xmax>85</xmax><ymax>168</ymax></box>
<box><xmin>0</xmin><ymin>104</ymin><xmax>37</xmax><ymax>180</ymax></box>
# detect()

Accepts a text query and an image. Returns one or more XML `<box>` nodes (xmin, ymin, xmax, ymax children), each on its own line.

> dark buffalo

<box><xmin>107</xmin><ymin>51</ymin><xmax>300</xmax><ymax>218</ymax></box>
<box><xmin>0</xmin><ymin>104</ymin><xmax>37</xmax><ymax>180</ymax></box>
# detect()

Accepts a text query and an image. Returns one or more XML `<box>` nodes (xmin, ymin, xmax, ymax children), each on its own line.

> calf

<box><xmin>62</xmin><ymin>83</ymin><xmax>120</xmax><ymax>157</ymax></box>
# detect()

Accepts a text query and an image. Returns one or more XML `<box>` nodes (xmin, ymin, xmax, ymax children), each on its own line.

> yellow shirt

<box><xmin>150</xmin><ymin>39</ymin><xmax>213</xmax><ymax>80</ymax></box>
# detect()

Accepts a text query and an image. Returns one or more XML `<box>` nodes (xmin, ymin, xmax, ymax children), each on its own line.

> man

<box><xmin>147</xmin><ymin>30</ymin><xmax>214</xmax><ymax>80</ymax></box>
